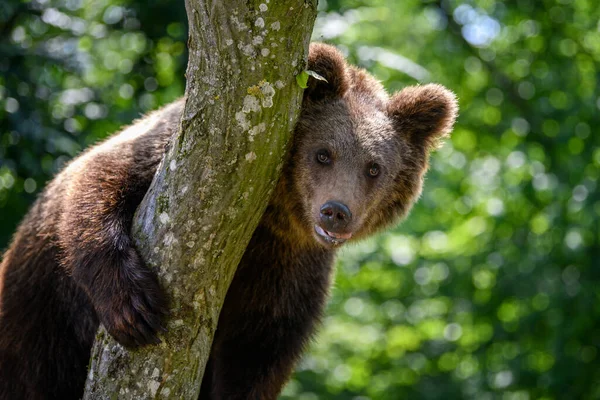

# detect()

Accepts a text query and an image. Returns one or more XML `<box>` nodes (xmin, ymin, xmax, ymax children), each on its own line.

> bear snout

<box><xmin>319</xmin><ymin>201</ymin><xmax>352</xmax><ymax>233</ymax></box>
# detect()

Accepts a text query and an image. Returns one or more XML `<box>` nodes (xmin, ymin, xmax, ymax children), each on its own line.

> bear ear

<box><xmin>387</xmin><ymin>84</ymin><xmax>458</xmax><ymax>150</ymax></box>
<box><xmin>304</xmin><ymin>42</ymin><xmax>349</xmax><ymax>101</ymax></box>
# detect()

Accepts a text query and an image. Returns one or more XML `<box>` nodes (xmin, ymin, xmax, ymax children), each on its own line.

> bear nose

<box><xmin>319</xmin><ymin>201</ymin><xmax>352</xmax><ymax>232</ymax></box>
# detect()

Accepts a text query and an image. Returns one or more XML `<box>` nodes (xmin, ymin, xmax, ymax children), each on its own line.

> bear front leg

<box><xmin>202</xmin><ymin>312</ymin><xmax>315</xmax><ymax>400</ymax></box>
<box><xmin>60</xmin><ymin>161</ymin><xmax>168</xmax><ymax>347</ymax></box>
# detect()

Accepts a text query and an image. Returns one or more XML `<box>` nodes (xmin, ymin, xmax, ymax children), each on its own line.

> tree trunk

<box><xmin>82</xmin><ymin>1</ymin><xmax>317</xmax><ymax>398</ymax></box>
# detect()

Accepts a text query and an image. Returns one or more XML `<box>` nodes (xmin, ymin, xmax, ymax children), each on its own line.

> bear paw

<box><xmin>92</xmin><ymin>249</ymin><xmax>169</xmax><ymax>348</ymax></box>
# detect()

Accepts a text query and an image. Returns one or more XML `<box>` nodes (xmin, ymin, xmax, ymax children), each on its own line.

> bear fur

<box><xmin>0</xmin><ymin>43</ymin><xmax>457</xmax><ymax>400</ymax></box>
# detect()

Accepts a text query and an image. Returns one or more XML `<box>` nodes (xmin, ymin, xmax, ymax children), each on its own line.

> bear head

<box><xmin>287</xmin><ymin>43</ymin><xmax>458</xmax><ymax>248</ymax></box>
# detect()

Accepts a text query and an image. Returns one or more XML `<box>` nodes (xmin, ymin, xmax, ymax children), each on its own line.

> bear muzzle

<box><xmin>314</xmin><ymin>201</ymin><xmax>353</xmax><ymax>246</ymax></box>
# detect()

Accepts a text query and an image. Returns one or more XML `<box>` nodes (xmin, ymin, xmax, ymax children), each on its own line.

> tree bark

<box><xmin>83</xmin><ymin>1</ymin><xmax>317</xmax><ymax>398</ymax></box>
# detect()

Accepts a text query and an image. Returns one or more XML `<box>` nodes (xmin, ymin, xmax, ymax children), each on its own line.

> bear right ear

<box><xmin>387</xmin><ymin>84</ymin><xmax>458</xmax><ymax>151</ymax></box>
<box><xmin>304</xmin><ymin>43</ymin><xmax>349</xmax><ymax>101</ymax></box>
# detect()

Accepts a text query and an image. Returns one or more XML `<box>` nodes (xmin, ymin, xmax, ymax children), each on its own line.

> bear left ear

<box><xmin>304</xmin><ymin>42</ymin><xmax>349</xmax><ymax>102</ymax></box>
<box><xmin>387</xmin><ymin>84</ymin><xmax>458</xmax><ymax>150</ymax></box>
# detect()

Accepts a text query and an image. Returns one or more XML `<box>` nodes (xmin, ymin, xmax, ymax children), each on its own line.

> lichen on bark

<box><xmin>83</xmin><ymin>1</ymin><xmax>317</xmax><ymax>398</ymax></box>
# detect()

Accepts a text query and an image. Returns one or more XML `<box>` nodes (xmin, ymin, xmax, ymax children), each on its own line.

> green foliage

<box><xmin>282</xmin><ymin>1</ymin><xmax>600</xmax><ymax>399</ymax></box>
<box><xmin>0</xmin><ymin>0</ymin><xmax>187</xmax><ymax>245</ymax></box>
<box><xmin>1</xmin><ymin>0</ymin><xmax>599</xmax><ymax>399</ymax></box>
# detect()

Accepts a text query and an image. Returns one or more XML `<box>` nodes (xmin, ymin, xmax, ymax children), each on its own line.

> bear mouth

<box><xmin>314</xmin><ymin>225</ymin><xmax>352</xmax><ymax>246</ymax></box>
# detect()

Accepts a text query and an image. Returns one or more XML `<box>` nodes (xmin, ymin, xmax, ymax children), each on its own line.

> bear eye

<box><xmin>316</xmin><ymin>149</ymin><xmax>331</xmax><ymax>165</ymax></box>
<box><xmin>368</xmin><ymin>163</ymin><xmax>380</xmax><ymax>177</ymax></box>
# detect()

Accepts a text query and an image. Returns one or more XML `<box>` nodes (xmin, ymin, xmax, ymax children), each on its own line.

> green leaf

<box><xmin>296</xmin><ymin>70</ymin><xmax>309</xmax><ymax>89</ymax></box>
<box><xmin>296</xmin><ymin>70</ymin><xmax>328</xmax><ymax>89</ymax></box>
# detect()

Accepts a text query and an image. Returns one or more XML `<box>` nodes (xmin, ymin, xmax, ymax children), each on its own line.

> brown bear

<box><xmin>0</xmin><ymin>43</ymin><xmax>457</xmax><ymax>400</ymax></box>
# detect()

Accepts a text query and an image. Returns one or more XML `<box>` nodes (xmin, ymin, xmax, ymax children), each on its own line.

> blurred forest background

<box><xmin>1</xmin><ymin>0</ymin><xmax>599</xmax><ymax>399</ymax></box>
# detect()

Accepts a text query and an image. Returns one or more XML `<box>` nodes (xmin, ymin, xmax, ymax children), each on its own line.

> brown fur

<box><xmin>0</xmin><ymin>101</ymin><xmax>182</xmax><ymax>399</ymax></box>
<box><xmin>0</xmin><ymin>43</ymin><xmax>457</xmax><ymax>400</ymax></box>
